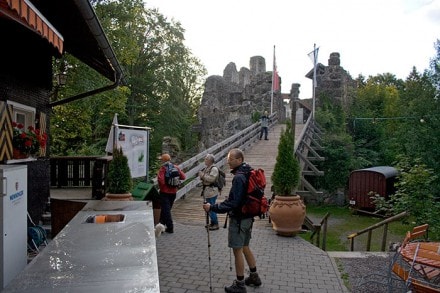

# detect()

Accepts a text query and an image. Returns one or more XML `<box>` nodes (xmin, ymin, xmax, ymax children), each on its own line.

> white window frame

<box><xmin>7</xmin><ymin>101</ymin><xmax>36</xmax><ymax>129</ymax></box>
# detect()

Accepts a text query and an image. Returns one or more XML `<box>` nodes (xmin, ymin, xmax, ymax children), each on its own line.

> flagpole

<box><xmin>312</xmin><ymin>43</ymin><xmax>316</xmax><ymax>119</ymax></box>
<box><xmin>271</xmin><ymin>45</ymin><xmax>275</xmax><ymax>115</ymax></box>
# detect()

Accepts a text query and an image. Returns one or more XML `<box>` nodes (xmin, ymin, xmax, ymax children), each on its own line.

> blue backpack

<box><xmin>165</xmin><ymin>163</ymin><xmax>181</xmax><ymax>187</ymax></box>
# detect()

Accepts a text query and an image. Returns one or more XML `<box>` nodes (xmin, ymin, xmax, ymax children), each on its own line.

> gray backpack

<box><xmin>165</xmin><ymin>164</ymin><xmax>181</xmax><ymax>187</ymax></box>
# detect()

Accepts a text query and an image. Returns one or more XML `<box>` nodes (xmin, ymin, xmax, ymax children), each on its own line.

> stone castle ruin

<box><xmin>195</xmin><ymin>53</ymin><xmax>356</xmax><ymax>150</ymax></box>
<box><xmin>308</xmin><ymin>52</ymin><xmax>356</xmax><ymax>112</ymax></box>
<box><xmin>197</xmin><ymin>56</ymin><xmax>284</xmax><ymax>149</ymax></box>
<box><xmin>162</xmin><ymin>52</ymin><xmax>356</xmax><ymax>156</ymax></box>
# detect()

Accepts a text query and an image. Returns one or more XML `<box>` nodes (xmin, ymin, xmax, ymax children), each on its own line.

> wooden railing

<box><xmin>347</xmin><ymin>211</ymin><xmax>408</xmax><ymax>251</ymax></box>
<box><xmin>172</xmin><ymin>113</ymin><xmax>278</xmax><ymax>200</ymax></box>
<box><xmin>303</xmin><ymin>213</ymin><xmax>330</xmax><ymax>251</ymax></box>
<box><xmin>50</xmin><ymin>156</ymin><xmax>111</xmax><ymax>199</ymax></box>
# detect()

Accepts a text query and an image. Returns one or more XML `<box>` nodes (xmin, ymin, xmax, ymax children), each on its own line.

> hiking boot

<box><xmin>245</xmin><ymin>272</ymin><xmax>262</xmax><ymax>287</ymax></box>
<box><xmin>224</xmin><ymin>280</ymin><xmax>246</xmax><ymax>293</ymax></box>
<box><xmin>209</xmin><ymin>224</ymin><xmax>219</xmax><ymax>230</ymax></box>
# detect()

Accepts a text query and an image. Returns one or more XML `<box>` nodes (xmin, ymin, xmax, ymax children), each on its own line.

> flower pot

<box><xmin>13</xmin><ymin>149</ymin><xmax>29</xmax><ymax>159</ymax></box>
<box><xmin>103</xmin><ymin>192</ymin><xmax>134</xmax><ymax>201</ymax></box>
<box><xmin>269</xmin><ymin>195</ymin><xmax>306</xmax><ymax>237</ymax></box>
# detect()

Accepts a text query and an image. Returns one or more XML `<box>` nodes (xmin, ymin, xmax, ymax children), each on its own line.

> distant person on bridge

<box><xmin>203</xmin><ymin>148</ymin><xmax>262</xmax><ymax>293</ymax></box>
<box><xmin>259</xmin><ymin>111</ymin><xmax>271</xmax><ymax>140</ymax></box>
<box><xmin>198</xmin><ymin>154</ymin><xmax>220</xmax><ymax>230</ymax></box>
<box><xmin>157</xmin><ymin>153</ymin><xmax>186</xmax><ymax>233</ymax></box>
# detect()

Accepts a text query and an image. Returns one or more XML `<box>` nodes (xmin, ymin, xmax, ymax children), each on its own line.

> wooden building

<box><xmin>0</xmin><ymin>0</ymin><xmax>123</xmax><ymax>223</ymax></box>
<box><xmin>348</xmin><ymin>166</ymin><xmax>398</xmax><ymax>212</ymax></box>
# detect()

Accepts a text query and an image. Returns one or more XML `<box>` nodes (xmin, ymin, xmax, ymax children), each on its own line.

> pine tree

<box><xmin>271</xmin><ymin>123</ymin><xmax>300</xmax><ymax>195</ymax></box>
<box><xmin>107</xmin><ymin>147</ymin><xmax>133</xmax><ymax>194</ymax></box>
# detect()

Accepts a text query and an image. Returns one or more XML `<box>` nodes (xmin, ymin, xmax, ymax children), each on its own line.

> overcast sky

<box><xmin>145</xmin><ymin>0</ymin><xmax>440</xmax><ymax>99</ymax></box>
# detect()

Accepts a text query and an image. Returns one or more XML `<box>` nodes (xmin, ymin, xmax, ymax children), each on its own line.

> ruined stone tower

<box><xmin>197</xmin><ymin>56</ymin><xmax>284</xmax><ymax>149</ymax></box>
<box><xmin>307</xmin><ymin>52</ymin><xmax>356</xmax><ymax>112</ymax></box>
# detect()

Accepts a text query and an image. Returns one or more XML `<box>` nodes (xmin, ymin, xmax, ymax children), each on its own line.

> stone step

<box><xmin>41</xmin><ymin>212</ymin><xmax>51</xmax><ymax>225</ymax></box>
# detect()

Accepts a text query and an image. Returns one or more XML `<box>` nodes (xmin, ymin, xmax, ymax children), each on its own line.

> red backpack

<box><xmin>240</xmin><ymin>168</ymin><xmax>268</xmax><ymax>218</ymax></box>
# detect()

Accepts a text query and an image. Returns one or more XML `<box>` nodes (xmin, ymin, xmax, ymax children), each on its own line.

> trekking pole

<box><xmin>223</xmin><ymin>213</ymin><xmax>232</xmax><ymax>271</ymax></box>
<box><xmin>223</xmin><ymin>213</ymin><xmax>228</xmax><ymax>228</ymax></box>
<box><xmin>202</xmin><ymin>192</ymin><xmax>213</xmax><ymax>292</ymax></box>
<box><xmin>229</xmin><ymin>248</ymin><xmax>232</xmax><ymax>271</ymax></box>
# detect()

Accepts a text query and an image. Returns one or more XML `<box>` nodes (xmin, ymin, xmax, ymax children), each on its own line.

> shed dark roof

<box><xmin>353</xmin><ymin>166</ymin><xmax>398</xmax><ymax>179</ymax></box>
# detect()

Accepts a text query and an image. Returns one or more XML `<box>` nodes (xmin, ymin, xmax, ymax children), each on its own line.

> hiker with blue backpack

<box><xmin>203</xmin><ymin>148</ymin><xmax>262</xmax><ymax>293</ymax></box>
<box><xmin>157</xmin><ymin>153</ymin><xmax>186</xmax><ymax>233</ymax></box>
<box><xmin>199</xmin><ymin>154</ymin><xmax>220</xmax><ymax>230</ymax></box>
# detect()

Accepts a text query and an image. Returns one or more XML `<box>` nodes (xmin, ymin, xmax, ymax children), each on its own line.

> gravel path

<box><xmin>334</xmin><ymin>253</ymin><xmax>406</xmax><ymax>293</ymax></box>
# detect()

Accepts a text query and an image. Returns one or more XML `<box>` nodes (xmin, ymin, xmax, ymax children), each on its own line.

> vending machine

<box><xmin>0</xmin><ymin>165</ymin><xmax>27</xmax><ymax>288</ymax></box>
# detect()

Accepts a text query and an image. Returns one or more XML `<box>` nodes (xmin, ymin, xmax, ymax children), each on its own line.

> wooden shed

<box><xmin>348</xmin><ymin>166</ymin><xmax>398</xmax><ymax>212</ymax></box>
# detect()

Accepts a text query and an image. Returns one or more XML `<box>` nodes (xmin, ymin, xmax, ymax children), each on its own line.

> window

<box><xmin>7</xmin><ymin>101</ymin><xmax>35</xmax><ymax>129</ymax></box>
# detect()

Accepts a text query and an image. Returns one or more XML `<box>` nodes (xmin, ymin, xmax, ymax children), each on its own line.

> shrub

<box><xmin>107</xmin><ymin>147</ymin><xmax>133</xmax><ymax>194</ymax></box>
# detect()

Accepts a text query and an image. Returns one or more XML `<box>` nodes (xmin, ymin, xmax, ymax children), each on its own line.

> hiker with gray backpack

<box><xmin>199</xmin><ymin>154</ymin><xmax>225</xmax><ymax>230</ymax></box>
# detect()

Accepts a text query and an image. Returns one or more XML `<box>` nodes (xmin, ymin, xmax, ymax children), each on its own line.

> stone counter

<box><xmin>4</xmin><ymin>201</ymin><xmax>159</xmax><ymax>292</ymax></box>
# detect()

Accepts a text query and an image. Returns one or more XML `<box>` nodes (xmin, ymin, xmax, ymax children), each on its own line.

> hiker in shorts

<box><xmin>203</xmin><ymin>148</ymin><xmax>262</xmax><ymax>293</ymax></box>
<box><xmin>198</xmin><ymin>154</ymin><xmax>220</xmax><ymax>230</ymax></box>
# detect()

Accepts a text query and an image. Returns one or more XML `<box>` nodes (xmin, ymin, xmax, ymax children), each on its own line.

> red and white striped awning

<box><xmin>0</xmin><ymin>0</ymin><xmax>64</xmax><ymax>54</ymax></box>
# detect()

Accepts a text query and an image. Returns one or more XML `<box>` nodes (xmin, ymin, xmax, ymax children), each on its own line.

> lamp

<box><xmin>56</xmin><ymin>73</ymin><xmax>67</xmax><ymax>86</ymax></box>
<box><xmin>51</xmin><ymin>73</ymin><xmax>67</xmax><ymax>101</ymax></box>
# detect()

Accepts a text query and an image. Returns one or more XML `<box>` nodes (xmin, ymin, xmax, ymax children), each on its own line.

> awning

<box><xmin>0</xmin><ymin>0</ymin><xmax>63</xmax><ymax>54</ymax></box>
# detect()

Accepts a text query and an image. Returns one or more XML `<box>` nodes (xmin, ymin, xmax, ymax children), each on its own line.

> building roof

<box><xmin>1</xmin><ymin>0</ymin><xmax>123</xmax><ymax>84</ymax></box>
<box><xmin>353</xmin><ymin>166</ymin><xmax>399</xmax><ymax>179</ymax></box>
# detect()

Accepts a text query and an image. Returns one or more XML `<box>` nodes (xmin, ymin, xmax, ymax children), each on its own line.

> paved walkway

<box><xmin>156</xmin><ymin>124</ymin><xmax>349</xmax><ymax>292</ymax></box>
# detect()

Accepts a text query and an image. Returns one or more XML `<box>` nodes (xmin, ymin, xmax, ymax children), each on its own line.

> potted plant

<box><xmin>12</xmin><ymin>121</ymin><xmax>47</xmax><ymax>159</ymax></box>
<box><xmin>269</xmin><ymin>122</ymin><xmax>306</xmax><ymax>236</ymax></box>
<box><xmin>104</xmin><ymin>147</ymin><xmax>134</xmax><ymax>201</ymax></box>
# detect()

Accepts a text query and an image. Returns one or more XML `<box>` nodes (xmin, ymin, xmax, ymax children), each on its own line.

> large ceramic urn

<box><xmin>269</xmin><ymin>195</ymin><xmax>306</xmax><ymax>236</ymax></box>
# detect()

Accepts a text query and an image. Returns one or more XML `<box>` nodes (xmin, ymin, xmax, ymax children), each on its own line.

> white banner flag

<box><xmin>105</xmin><ymin>113</ymin><xmax>119</xmax><ymax>153</ymax></box>
<box><xmin>307</xmin><ymin>45</ymin><xmax>319</xmax><ymax>88</ymax></box>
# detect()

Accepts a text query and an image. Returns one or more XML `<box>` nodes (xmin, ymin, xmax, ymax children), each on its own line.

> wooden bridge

<box><xmin>50</xmin><ymin>115</ymin><xmax>325</xmax><ymax>230</ymax></box>
<box><xmin>171</xmin><ymin>116</ymin><xmax>324</xmax><ymax>228</ymax></box>
<box><xmin>172</xmin><ymin>122</ymin><xmax>288</xmax><ymax>227</ymax></box>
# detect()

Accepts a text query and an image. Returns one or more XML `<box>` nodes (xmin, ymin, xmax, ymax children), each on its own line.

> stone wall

<box><xmin>197</xmin><ymin>56</ymin><xmax>284</xmax><ymax>149</ymax></box>
<box><xmin>315</xmin><ymin>52</ymin><xmax>356</xmax><ymax>112</ymax></box>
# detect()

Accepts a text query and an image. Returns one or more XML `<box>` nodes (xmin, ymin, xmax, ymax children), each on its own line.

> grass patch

<box><xmin>299</xmin><ymin>205</ymin><xmax>413</xmax><ymax>251</ymax></box>
<box><xmin>335</xmin><ymin>258</ymin><xmax>351</xmax><ymax>290</ymax></box>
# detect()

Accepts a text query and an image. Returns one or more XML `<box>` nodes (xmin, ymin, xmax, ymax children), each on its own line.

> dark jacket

<box><xmin>210</xmin><ymin>163</ymin><xmax>252</xmax><ymax>218</ymax></box>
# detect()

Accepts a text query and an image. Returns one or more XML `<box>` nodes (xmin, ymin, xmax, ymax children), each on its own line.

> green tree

<box><xmin>313</xmin><ymin>96</ymin><xmax>356</xmax><ymax>195</ymax></box>
<box><xmin>271</xmin><ymin>123</ymin><xmax>300</xmax><ymax>195</ymax></box>
<box><xmin>385</xmin><ymin>157</ymin><xmax>440</xmax><ymax>239</ymax></box>
<box><xmin>51</xmin><ymin>0</ymin><xmax>206</xmax><ymax>161</ymax></box>
<box><xmin>348</xmin><ymin>73</ymin><xmax>404</xmax><ymax>166</ymax></box>
<box><xmin>96</xmin><ymin>0</ymin><xmax>206</xmax><ymax>159</ymax></box>
<box><xmin>107</xmin><ymin>147</ymin><xmax>133</xmax><ymax>194</ymax></box>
